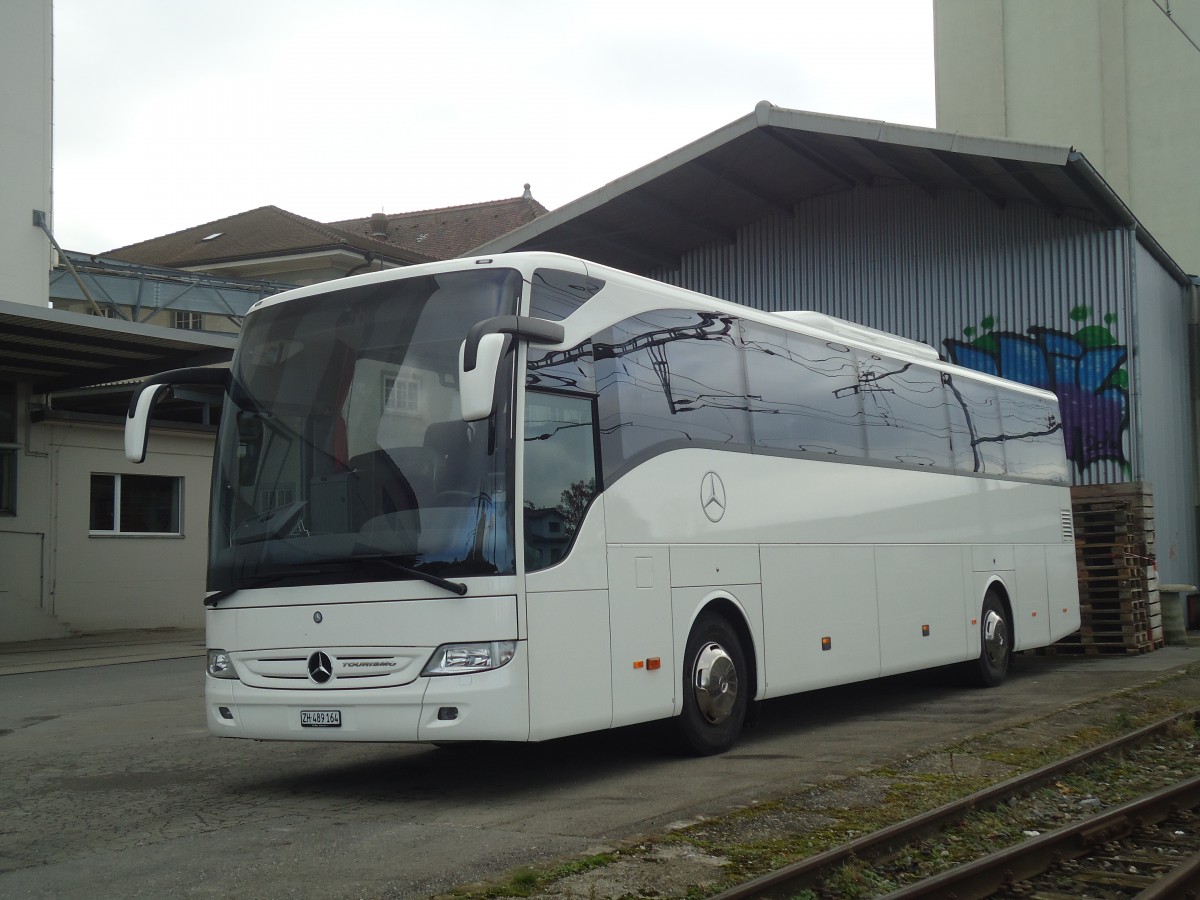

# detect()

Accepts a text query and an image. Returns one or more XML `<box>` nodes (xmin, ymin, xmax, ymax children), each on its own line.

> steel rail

<box><xmin>712</xmin><ymin>705</ymin><xmax>1200</xmax><ymax>900</ymax></box>
<box><xmin>880</xmin><ymin>773</ymin><xmax>1200</xmax><ymax>898</ymax></box>
<box><xmin>1136</xmin><ymin>848</ymin><xmax>1200</xmax><ymax>899</ymax></box>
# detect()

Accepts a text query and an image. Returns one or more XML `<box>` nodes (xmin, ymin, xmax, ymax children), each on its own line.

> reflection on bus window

<box><xmin>595</xmin><ymin>310</ymin><xmax>750</xmax><ymax>482</ymax></box>
<box><xmin>524</xmin><ymin>392</ymin><xmax>598</xmax><ymax>572</ymax></box>
<box><xmin>858</xmin><ymin>353</ymin><xmax>953</xmax><ymax>469</ymax></box>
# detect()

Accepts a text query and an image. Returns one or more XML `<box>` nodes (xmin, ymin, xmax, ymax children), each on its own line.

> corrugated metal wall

<box><xmin>650</xmin><ymin>183</ymin><xmax>1197</xmax><ymax>583</ymax></box>
<box><xmin>1128</xmin><ymin>241</ymin><xmax>1197</xmax><ymax>584</ymax></box>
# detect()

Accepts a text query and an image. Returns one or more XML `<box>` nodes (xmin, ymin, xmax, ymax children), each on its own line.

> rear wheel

<box><xmin>674</xmin><ymin>612</ymin><xmax>748</xmax><ymax>755</ymax></box>
<box><xmin>969</xmin><ymin>590</ymin><xmax>1012</xmax><ymax>687</ymax></box>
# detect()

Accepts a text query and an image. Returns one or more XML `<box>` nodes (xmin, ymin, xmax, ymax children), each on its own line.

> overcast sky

<box><xmin>52</xmin><ymin>0</ymin><xmax>934</xmax><ymax>255</ymax></box>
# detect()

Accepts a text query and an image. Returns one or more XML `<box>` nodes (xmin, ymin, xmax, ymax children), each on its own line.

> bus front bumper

<box><xmin>205</xmin><ymin>644</ymin><xmax>530</xmax><ymax>742</ymax></box>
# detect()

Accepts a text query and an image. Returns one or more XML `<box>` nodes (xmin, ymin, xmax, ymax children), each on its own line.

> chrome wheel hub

<box><xmin>983</xmin><ymin>609</ymin><xmax>1009</xmax><ymax>668</ymax></box>
<box><xmin>692</xmin><ymin>641</ymin><xmax>739</xmax><ymax>724</ymax></box>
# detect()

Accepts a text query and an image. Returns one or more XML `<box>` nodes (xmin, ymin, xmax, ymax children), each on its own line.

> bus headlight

<box><xmin>422</xmin><ymin>640</ymin><xmax>516</xmax><ymax>676</ymax></box>
<box><xmin>206</xmin><ymin>649</ymin><xmax>239</xmax><ymax>680</ymax></box>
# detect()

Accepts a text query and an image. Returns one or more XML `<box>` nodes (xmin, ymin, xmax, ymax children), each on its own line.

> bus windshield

<box><xmin>208</xmin><ymin>267</ymin><xmax>522</xmax><ymax>595</ymax></box>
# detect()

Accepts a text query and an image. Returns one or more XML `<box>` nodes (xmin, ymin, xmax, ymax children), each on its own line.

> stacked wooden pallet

<box><xmin>1051</xmin><ymin>482</ymin><xmax>1161</xmax><ymax>655</ymax></box>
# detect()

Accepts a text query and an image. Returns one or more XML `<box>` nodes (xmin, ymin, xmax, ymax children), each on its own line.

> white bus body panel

<box><xmin>601</xmin><ymin>448</ymin><xmax>1079</xmax><ymax>698</ymax></box>
<box><xmin>608</xmin><ymin>545</ymin><xmax>675</xmax><ymax>728</ymax></box>
<box><xmin>759</xmin><ymin>545</ymin><xmax>881</xmax><ymax>696</ymax></box>
<box><xmin>525</xmin><ymin>504</ymin><xmax>614</xmax><ymax>741</ymax></box>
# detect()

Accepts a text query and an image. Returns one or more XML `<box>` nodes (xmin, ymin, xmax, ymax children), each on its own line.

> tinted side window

<box><xmin>524</xmin><ymin>391</ymin><xmax>599</xmax><ymax>572</ymax></box>
<box><xmin>1000</xmin><ymin>388</ymin><xmax>1068</xmax><ymax>484</ymax></box>
<box><xmin>857</xmin><ymin>354</ymin><xmax>952</xmax><ymax>468</ymax></box>
<box><xmin>742</xmin><ymin>322</ymin><xmax>864</xmax><ymax>458</ymax></box>
<box><xmin>596</xmin><ymin>309</ymin><xmax>749</xmax><ymax>481</ymax></box>
<box><xmin>529</xmin><ymin>268</ymin><xmax>605</xmax><ymax>321</ymax></box>
<box><xmin>946</xmin><ymin>375</ymin><xmax>1006</xmax><ymax>475</ymax></box>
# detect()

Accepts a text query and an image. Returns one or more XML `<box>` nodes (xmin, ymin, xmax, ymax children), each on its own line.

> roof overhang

<box><xmin>473</xmin><ymin>101</ymin><xmax>1190</xmax><ymax>286</ymax></box>
<box><xmin>0</xmin><ymin>298</ymin><xmax>236</xmax><ymax>392</ymax></box>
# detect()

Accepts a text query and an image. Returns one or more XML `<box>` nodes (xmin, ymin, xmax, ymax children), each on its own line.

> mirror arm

<box><xmin>125</xmin><ymin>367</ymin><xmax>231</xmax><ymax>463</ymax></box>
<box><xmin>462</xmin><ymin>316</ymin><xmax>565</xmax><ymax>371</ymax></box>
<box><xmin>126</xmin><ymin>367</ymin><xmax>231</xmax><ymax>420</ymax></box>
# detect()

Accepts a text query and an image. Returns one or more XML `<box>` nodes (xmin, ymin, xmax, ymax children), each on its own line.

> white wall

<box><xmin>934</xmin><ymin>0</ymin><xmax>1200</xmax><ymax>275</ymax></box>
<box><xmin>0</xmin><ymin>0</ymin><xmax>53</xmax><ymax>306</ymax></box>
<box><xmin>0</xmin><ymin>418</ymin><xmax>215</xmax><ymax>641</ymax></box>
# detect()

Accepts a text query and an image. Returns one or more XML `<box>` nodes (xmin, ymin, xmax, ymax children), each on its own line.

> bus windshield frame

<box><xmin>208</xmin><ymin>267</ymin><xmax>523</xmax><ymax>596</ymax></box>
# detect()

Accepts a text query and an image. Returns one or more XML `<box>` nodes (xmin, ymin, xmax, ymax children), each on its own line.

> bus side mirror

<box><xmin>459</xmin><ymin>333</ymin><xmax>507</xmax><ymax>422</ymax></box>
<box><xmin>125</xmin><ymin>383</ymin><xmax>171</xmax><ymax>463</ymax></box>
<box><xmin>458</xmin><ymin>316</ymin><xmax>565</xmax><ymax>422</ymax></box>
<box><xmin>124</xmin><ymin>367</ymin><xmax>232</xmax><ymax>463</ymax></box>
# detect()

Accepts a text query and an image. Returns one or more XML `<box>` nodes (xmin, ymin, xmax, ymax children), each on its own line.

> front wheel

<box><xmin>968</xmin><ymin>590</ymin><xmax>1012</xmax><ymax>687</ymax></box>
<box><xmin>674</xmin><ymin>612</ymin><xmax>749</xmax><ymax>755</ymax></box>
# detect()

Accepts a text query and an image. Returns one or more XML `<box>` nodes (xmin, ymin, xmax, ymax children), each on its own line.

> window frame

<box><xmin>0</xmin><ymin>381</ymin><xmax>17</xmax><ymax>516</ymax></box>
<box><xmin>89</xmin><ymin>472</ymin><xmax>184</xmax><ymax>537</ymax></box>
<box><xmin>0</xmin><ymin>447</ymin><xmax>15</xmax><ymax>516</ymax></box>
<box><xmin>173</xmin><ymin>310</ymin><xmax>204</xmax><ymax>330</ymax></box>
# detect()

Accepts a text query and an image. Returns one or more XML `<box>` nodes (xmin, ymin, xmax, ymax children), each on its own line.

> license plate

<box><xmin>301</xmin><ymin>709</ymin><xmax>341</xmax><ymax>727</ymax></box>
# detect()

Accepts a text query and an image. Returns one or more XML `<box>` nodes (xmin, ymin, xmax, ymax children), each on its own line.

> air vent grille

<box><xmin>1061</xmin><ymin>509</ymin><xmax>1075</xmax><ymax>543</ymax></box>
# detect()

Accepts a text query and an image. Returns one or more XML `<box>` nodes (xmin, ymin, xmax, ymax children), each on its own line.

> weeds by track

<box><xmin>713</xmin><ymin>706</ymin><xmax>1200</xmax><ymax>899</ymax></box>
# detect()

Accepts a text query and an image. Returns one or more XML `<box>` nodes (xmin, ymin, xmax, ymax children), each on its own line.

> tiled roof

<box><xmin>106</xmin><ymin>206</ymin><xmax>438</xmax><ymax>268</ymax></box>
<box><xmin>329</xmin><ymin>192</ymin><xmax>549</xmax><ymax>261</ymax></box>
<box><xmin>107</xmin><ymin>192</ymin><xmax>549</xmax><ymax>270</ymax></box>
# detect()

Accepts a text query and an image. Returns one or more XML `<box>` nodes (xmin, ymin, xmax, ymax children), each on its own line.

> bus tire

<box><xmin>674</xmin><ymin>612</ymin><xmax>748</xmax><ymax>756</ymax></box>
<box><xmin>969</xmin><ymin>590</ymin><xmax>1011</xmax><ymax>688</ymax></box>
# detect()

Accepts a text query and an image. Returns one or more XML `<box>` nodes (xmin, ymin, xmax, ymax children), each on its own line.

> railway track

<box><xmin>713</xmin><ymin>707</ymin><xmax>1200</xmax><ymax>899</ymax></box>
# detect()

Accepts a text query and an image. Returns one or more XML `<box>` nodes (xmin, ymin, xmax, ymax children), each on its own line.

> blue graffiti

<box><xmin>943</xmin><ymin>322</ymin><xmax>1129</xmax><ymax>474</ymax></box>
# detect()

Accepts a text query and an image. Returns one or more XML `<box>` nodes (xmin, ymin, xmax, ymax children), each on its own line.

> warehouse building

<box><xmin>476</xmin><ymin>102</ymin><xmax>1198</xmax><ymax>586</ymax></box>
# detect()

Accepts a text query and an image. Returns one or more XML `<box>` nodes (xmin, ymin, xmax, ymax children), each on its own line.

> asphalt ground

<box><xmin>0</xmin><ymin>628</ymin><xmax>206</xmax><ymax>676</ymax></box>
<box><xmin>3</xmin><ymin>627</ymin><xmax>1200</xmax><ymax>898</ymax></box>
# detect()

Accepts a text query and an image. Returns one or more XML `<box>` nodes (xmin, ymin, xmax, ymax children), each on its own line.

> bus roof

<box><xmin>245</xmin><ymin>251</ymin><xmax>1058</xmax><ymax>403</ymax></box>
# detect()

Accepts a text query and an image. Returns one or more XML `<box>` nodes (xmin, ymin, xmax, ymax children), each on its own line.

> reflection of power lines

<box><xmin>524</xmin><ymin>420</ymin><xmax>591</xmax><ymax>441</ymax></box>
<box><xmin>833</xmin><ymin>360</ymin><xmax>911</xmax><ymax>400</ymax></box>
<box><xmin>530</xmin><ymin>313</ymin><xmax>734</xmax><ymax>417</ymax></box>
<box><xmin>647</xmin><ymin>342</ymin><xmax>674</xmax><ymax>413</ymax></box>
<box><xmin>594</xmin><ymin>313</ymin><xmax>732</xmax><ymax>362</ymax></box>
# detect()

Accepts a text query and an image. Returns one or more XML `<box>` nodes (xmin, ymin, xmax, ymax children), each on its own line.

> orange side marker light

<box><xmin>646</xmin><ymin>657</ymin><xmax>661</xmax><ymax>671</ymax></box>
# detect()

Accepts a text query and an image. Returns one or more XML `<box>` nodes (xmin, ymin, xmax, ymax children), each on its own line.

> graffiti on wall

<box><xmin>942</xmin><ymin>307</ymin><xmax>1129</xmax><ymax>475</ymax></box>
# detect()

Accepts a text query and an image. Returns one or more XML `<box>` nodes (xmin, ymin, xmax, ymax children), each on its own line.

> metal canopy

<box><xmin>0</xmin><ymin>299</ymin><xmax>236</xmax><ymax>392</ymax></box>
<box><xmin>474</xmin><ymin>101</ymin><xmax>1187</xmax><ymax>284</ymax></box>
<box><xmin>50</xmin><ymin>252</ymin><xmax>293</xmax><ymax>323</ymax></box>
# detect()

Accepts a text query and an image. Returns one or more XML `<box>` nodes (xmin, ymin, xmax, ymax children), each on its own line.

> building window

<box><xmin>90</xmin><ymin>306</ymin><xmax>122</xmax><ymax>318</ymax></box>
<box><xmin>382</xmin><ymin>372</ymin><xmax>422</xmax><ymax>416</ymax></box>
<box><xmin>174</xmin><ymin>310</ymin><xmax>203</xmax><ymax>330</ymax></box>
<box><xmin>0</xmin><ymin>381</ymin><xmax>16</xmax><ymax>515</ymax></box>
<box><xmin>89</xmin><ymin>473</ymin><xmax>182</xmax><ymax>535</ymax></box>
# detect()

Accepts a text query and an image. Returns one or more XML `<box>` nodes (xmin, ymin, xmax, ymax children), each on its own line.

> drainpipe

<box><xmin>32</xmin><ymin>210</ymin><xmax>105</xmax><ymax>316</ymax></box>
<box><xmin>1191</xmin><ymin>278</ymin><xmax>1200</xmax><ymax>585</ymax></box>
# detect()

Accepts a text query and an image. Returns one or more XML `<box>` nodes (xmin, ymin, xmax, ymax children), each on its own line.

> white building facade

<box><xmin>934</xmin><ymin>0</ymin><xmax>1200</xmax><ymax>275</ymax></box>
<box><xmin>1</xmin><ymin>0</ymin><xmax>229</xmax><ymax>641</ymax></box>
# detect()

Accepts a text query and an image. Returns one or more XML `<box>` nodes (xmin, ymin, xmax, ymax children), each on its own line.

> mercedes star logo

<box><xmin>701</xmin><ymin>471</ymin><xmax>727</xmax><ymax>522</ymax></box>
<box><xmin>308</xmin><ymin>651</ymin><xmax>333</xmax><ymax>684</ymax></box>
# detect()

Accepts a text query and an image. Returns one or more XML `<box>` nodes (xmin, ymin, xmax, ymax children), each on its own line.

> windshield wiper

<box><xmin>205</xmin><ymin>554</ymin><xmax>469</xmax><ymax>607</ymax></box>
<box><xmin>332</xmin><ymin>552</ymin><xmax>468</xmax><ymax>596</ymax></box>
<box><xmin>204</xmin><ymin>568</ymin><xmax>326</xmax><ymax>607</ymax></box>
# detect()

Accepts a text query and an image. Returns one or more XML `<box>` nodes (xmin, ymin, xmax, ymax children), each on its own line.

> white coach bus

<box><xmin>126</xmin><ymin>252</ymin><xmax>1080</xmax><ymax>755</ymax></box>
